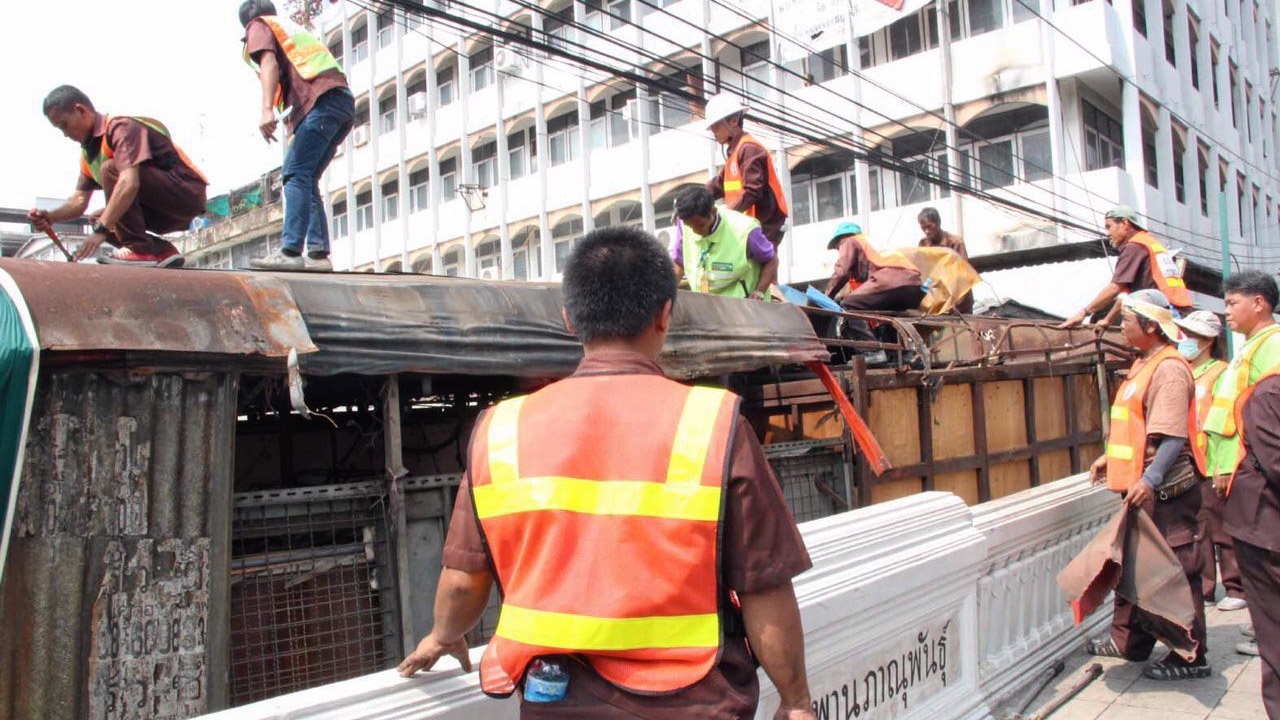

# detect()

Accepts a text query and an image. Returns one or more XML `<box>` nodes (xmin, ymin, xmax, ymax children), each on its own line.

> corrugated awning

<box><xmin>0</xmin><ymin>260</ymin><xmax>829</xmax><ymax>379</ymax></box>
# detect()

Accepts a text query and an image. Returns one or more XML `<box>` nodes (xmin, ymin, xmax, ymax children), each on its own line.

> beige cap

<box><xmin>1174</xmin><ymin>310</ymin><xmax>1223</xmax><ymax>339</ymax></box>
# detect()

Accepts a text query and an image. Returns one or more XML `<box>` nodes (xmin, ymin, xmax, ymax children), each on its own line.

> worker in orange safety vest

<box><xmin>703</xmin><ymin>93</ymin><xmax>790</xmax><ymax>248</ymax></box>
<box><xmin>397</xmin><ymin>226</ymin><xmax>818</xmax><ymax>720</ymax></box>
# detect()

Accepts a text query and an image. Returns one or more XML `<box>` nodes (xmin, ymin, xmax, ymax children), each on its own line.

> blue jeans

<box><xmin>282</xmin><ymin>88</ymin><xmax>354</xmax><ymax>254</ymax></box>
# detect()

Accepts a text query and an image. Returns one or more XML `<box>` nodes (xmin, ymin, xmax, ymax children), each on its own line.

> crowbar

<box><xmin>40</xmin><ymin>226</ymin><xmax>75</xmax><ymax>262</ymax></box>
<box><xmin>805</xmin><ymin>361</ymin><xmax>890</xmax><ymax>475</ymax></box>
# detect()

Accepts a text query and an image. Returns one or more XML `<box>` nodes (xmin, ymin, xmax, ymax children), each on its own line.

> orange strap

<box><xmin>807</xmin><ymin>361</ymin><xmax>889</xmax><ymax>475</ymax></box>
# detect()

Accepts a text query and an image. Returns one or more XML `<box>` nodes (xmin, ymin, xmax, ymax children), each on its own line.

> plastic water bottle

<box><xmin>523</xmin><ymin>659</ymin><xmax>569</xmax><ymax>703</ymax></box>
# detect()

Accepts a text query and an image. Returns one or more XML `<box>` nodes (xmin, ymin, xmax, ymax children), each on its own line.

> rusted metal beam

<box><xmin>917</xmin><ymin>384</ymin><xmax>936</xmax><ymax>492</ymax></box>
<box><xmin>1064</xmin><ymin>374</ymin><xmax>1081</xmax><ymax>473</ymax></box>
<box><xmin>848</xmin><ymin>358</ymin><xmax>872</xmax><ymax>508</ymax></box>
<box><xmin>384</xmin><ymin>376</ymin><xmax>415</xmax><ymax>658</ymax></box>
<box><xmin>874</xmin><ymin>433</ymin><xmax>1099</xmax><ymax>484</ymax></box>
<box><xmin>1024</xmin><ymin>378</ymin><xmax>1040</xmax><ymax>486</ymax></box>
<box><xmin>973</xmin><ymin>382</ymin><xmax>992</xmax><ymax>502</ymax></box>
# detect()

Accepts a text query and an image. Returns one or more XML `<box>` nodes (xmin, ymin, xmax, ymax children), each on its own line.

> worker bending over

<box><xmin>398</xmin><ymin>226</ymin><xmax>817</xmax><ymax>720</ymax></box>
<box><xmin>31</xmin><ymin>85</ymin><xmax>207</xmax><ymax>267</ymax></box>
<box><xmin>241</xmin><ymin>0</ymin><xmax>353</xmax><ymax>271</ymax></box>
<box><xmin>703</xmin><ymin>93</ymin><xmax>789</xmax><ymax>247</ymax></box>
<box><xmin>917</xmin><ymin>206</ymin><xmax>973</xmax><ymax>314</ymax></box>
<box><xmin>1061</xmin><ymin>206</ymin><xmax>1194</xmax><ymax>327</ymax></box>
<box><xmin>826</xmin><ymin>222</ymin><xmax>924</xmax><ymax>348</ymax></box>
<box><xmin>1086</xmin><ymin>290</ymin><xmax>1209</xmax><ymax>681</ymax></box>
<box><xmin>672</xmin><ymin>186</ymin><xmax>778</xmax><ymax>300</ymax></box>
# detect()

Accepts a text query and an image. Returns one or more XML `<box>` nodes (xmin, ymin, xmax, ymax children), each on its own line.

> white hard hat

<box><xmin>703</xmin><ymin>93</ymin><xmax>745</xmax><ymax>130</ymax></box>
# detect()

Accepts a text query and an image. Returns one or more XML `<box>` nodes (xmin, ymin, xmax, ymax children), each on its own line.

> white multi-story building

<box><xmin>313</xmin><ymin>0</ymin><xmax>1280</xmax><ymax>286</ymax></box>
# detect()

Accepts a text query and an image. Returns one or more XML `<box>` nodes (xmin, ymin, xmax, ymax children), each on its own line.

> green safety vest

<box><xmin>1204</xmin><ymin>324</ymin><xmax>1280</xmax><ymax>436</ymax></box>
<box><xmin>243</xmin><ymin>16</ymin><xmax>343</xmax><ymax>113</ymax></box>
<box><xmin>680</xmin><ymin>208</ymin><xmax>762</xmax><ymax>298</ymax></box>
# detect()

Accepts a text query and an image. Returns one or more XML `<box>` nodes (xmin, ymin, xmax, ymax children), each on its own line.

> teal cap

<box><xmin>828</xmin><ymin>221</ymin><xmax>863</xmax><ymax>249</ymax></box>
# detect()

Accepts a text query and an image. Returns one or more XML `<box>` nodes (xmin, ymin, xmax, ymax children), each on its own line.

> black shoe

<box><xmin>1086</xmin><ymin>637</ymin><xmax>1127</xmax><ymax>658</ymax></box>
<box><xmin>1143</xmin><ymin>654</ymin><xmax>1212</xmax><ymax>681</ymax></box>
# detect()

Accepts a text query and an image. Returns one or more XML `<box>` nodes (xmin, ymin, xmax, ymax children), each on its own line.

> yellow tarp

<box><xmin>893</xmin><ymin>246</ymin><xmax>981</xmax><ymax>315</ymax></box>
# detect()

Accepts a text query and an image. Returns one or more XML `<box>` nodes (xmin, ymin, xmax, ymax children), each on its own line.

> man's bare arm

<box><xmin>398</xmin><ymin>568</ymin><xmax>493</xmax><ymax>676</ymax></box>
<box><xmin>740</xmin><ymin>581</ymin><xmax>816</xmax><ymax>720</ymax></box>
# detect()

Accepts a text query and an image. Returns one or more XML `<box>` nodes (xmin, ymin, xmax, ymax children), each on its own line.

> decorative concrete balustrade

<box><xmin>198</xmin><ymin>475</ymin><xmax>1115</xmax><ymax>720</ymax></box>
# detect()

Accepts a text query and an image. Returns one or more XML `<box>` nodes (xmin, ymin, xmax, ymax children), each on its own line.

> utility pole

<box><xmin>1220</xmin><ymin>185</ymin><xmax>1234</xmax><ymax>356</ymax></box>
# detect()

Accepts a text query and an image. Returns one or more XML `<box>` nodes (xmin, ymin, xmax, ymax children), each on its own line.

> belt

<box><xmin>1156</xmin><ymin>474</ymin><xmax>1199</xmax><ymax>501</ymax></box>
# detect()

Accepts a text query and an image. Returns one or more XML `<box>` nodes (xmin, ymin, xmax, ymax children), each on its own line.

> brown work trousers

<box><xmin>1199</xmin><ymin>482</ymin><xmax>1246</xmax><ymax>600</ymax></box>
<box><xmin>100</xmin><ymin>159</ymin><xmax>206</xmax><ymax>255</ymax></box>
<box><xmin>839</xmin><ymin>285</ymin><xmax>926</xmax><ymax>343</ymax></box>
<box><xmin>1236</xmin><ymin>540</ymin><xmax>1280</xmax><ymax>719</ymax></box>
<box><xmin>1112</xmin><ymin>486</ymin><xmax>1208</xmax><ymax>662</ymax></box>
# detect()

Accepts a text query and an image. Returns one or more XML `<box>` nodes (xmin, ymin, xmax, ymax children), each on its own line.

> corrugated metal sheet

<box><xmin>278</xmin><ymin>273</ymin><xmax>829</xmax><ymax>379</ymax></box>
<box><xmin>0</xmin><ymin>370</ymin><xmax>236</xmax><ymax>720</ymax></box>
<box><xmin>0</xmin><ymin>259</ymin><xmax>313</xmax><ymax>358</ymax></box>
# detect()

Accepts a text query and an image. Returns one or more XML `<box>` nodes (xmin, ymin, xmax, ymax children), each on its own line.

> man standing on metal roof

<box><xmin>1085</xmin><ymin>290</ymin><xmax>1209</xmax><ymax>680</ymax></box>
<box><xmin>240</xmin><ymin>0</ymin><xmax>353</xmax><ymax>272</ymax></box>
<box><xmin>397</xmin><ymin>226</ymin><xmax>817</xmax><ymax>720</ymax></box>
<box><xmin>30</xmin><ymin>86</ymin><xmax>207</xmax><ymax>267</ymax></box>
<box><xmin>672</xmin><ymin>186</ymin><xmax>778</xmax><ymax>300</ymax></box>
<box><xmin>703</xmin><ymin>93</ymin><xmax>790</xmax><ymax>248</ymax></box>
<box><xmin>1059</xmin><ymin>206</ymin><xmax>1195</xmax><ymax>328</ymax></box>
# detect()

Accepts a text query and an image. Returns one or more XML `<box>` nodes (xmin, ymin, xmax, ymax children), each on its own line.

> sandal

<box><xmin>1143</xmin><ymin>655</ymin><xmax>1212</xmax><ymax>681</ymax></box>
<box><xmin>1086</xmin><ymin>637</ymin><xmax>1126</xmax><ymax>658</ymax></box>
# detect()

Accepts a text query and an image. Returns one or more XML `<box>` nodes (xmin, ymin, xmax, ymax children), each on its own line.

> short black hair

<box><xmin>674</xmin><ymin>186</ymin><xmax>715</xmax><ymax>221</ymax></box>
<box><xmin>42</xmin><ymin>85</ymin><xmax>93</xmax><ymax>116</ymax></box>
<box><xmin>918</xmin><ymin>207</ymin><xmax>941</xmax><ymax>225</ymax></box>
<box><xmin>1224</xmin><ymin>270</ymin><xmax>1279</xmax><ymax>310</ymax></box>
<box><xmin>239</xmin><ymin>0</ymin><xmax>278</xmax><ymax>27</ymax></box>
<box><xmin>563</xmin><ymin>226</ymin><xmax>677</xmax><ymax>344</ymax></box>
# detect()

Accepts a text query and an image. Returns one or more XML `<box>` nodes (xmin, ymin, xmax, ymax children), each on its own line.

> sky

<box><xmin>1</xmin><ymin>0</ymin><xmax>284</xmax><ymax>212</ymax></box>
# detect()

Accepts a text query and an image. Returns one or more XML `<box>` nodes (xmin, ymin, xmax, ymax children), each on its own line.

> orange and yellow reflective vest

<box><xmin>79</xmin><ymin>115</ymin><xmax>208</xmax><ymax>188</ymax></box>
<box><xmin>1204</xmin><ymin>324</ymin><xmax>1280</xmax><ymax>439</ymax></box>
<box><xmin>1227</xmin><ymin>369</ymin><xmax>1280</xmax><ymax>496</ymax></box>
<box><xmin>1105</xmin><ymin>345</ymin><xmax>1195</xmax><ymax>492</ymax></box>
<box><xmin>844</xmin><ymin>235</ymin><xmax>919</xmax><ymax>293</ymax></box>
<box><xmin>243</xmin><ymin>15</ymin><xmax>343</xmax><ymax>114</ymax></box>
<box><xmin>1126</xmin><ymin>232</ymin><xmax>1194</xmax><ymax>310</ymax></box>
<box><xmin>469</xmin><ymin>373</ymin><xmax>739</xmax><ymax>697</ymax></box>
<box><xmin>723</xmin><ymin>133</ymin><xmax>789</xmax><ymax>219</ymax></box>
<box><xmin>1190</xmin><ymin>359</ymin><xmax>1228</xmax><ymax>477</ymax></box>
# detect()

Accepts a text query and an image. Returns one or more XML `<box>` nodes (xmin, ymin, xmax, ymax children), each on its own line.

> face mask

<box><xmin>1178</xmin><ymin>338</ymin><xmax>1202</xmax><ymax>360</ymax></box>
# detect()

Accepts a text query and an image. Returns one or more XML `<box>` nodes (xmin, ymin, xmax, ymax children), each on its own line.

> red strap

<box><xmin>806</xmin><ymin>361</ymin><xmax>890</xmax><ymax>475</ymax></box>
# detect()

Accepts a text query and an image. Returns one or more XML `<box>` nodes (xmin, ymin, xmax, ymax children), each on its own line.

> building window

<box><xmin>1132</xmin><ymin>0</ymin><xmax>1148</xmax><ymax>36</ymax></box>
<box><xmin>443</xmin><ymin>249</ymin><xmax>461</xmax><ymax>277</ymax></box>
<box><xmin>328</xmin><ymin>38</ymin><xmax>344</xmax><ymax>68</ymax></box>
<box><xmin>807</xmin><ymin>46</ymin><xmax>849</xmax><ymax>84</ymax></box>
<box><xmin>1020</xmin><ymin>129</ymin><xmax>1053</xmax><ymax>181</ymax></box>
<box><xmin>552</xmin><ymin>217</ymin><xmax>583</xmax><ymax>274</ymax></box>
<box><xmin>1229</xmin><ymin>60</ymin><xmax>1240</xmax><ymax>128</ymax></box>
<box><xmin>470</xmin><ymin>46</ymin><xmax>495</xmax><ymax>92</ymax></box>
<box><xmin>351</xmin><ymin>23</ymin><xmax>369</xmax><ymax>64</ymax></box>
<box><xmin>1188</xmin><ymin>18</ymin><xmax>1200</xmax><ymax>89</ymax></box>
<box><xmin>409</xmin><ymin>168</ymin><xmax>429</xmax><ymax>212</ymax></box>
<box><xmin>439</xmin><ymin>157</ymin><xmax>457</xmax><ymax>199</ymax></box>
<box><xmin>1163</xmin><ymin>2</ymin><xmax>1176</xmax><ymax>65</ymax></box>
<box><xmin>1083</xmin><ymin>100</ymin><xmax>1124</xmax><ymax>171</ymax></box>
<box><xmin>379</xmin><ymin>95</ymin><xmax>397</xmax><ymax>135</ymax></box>
<box><xmin>652</xmin><ymin>67</ymin><xmax>703</xmax><ymax>130</ymax></box>
<box><xmin>547</xmin><ymin>112</ymin><xmax>580</xmax><ymax>166</ymax></box>
<box><xmin>376</xmin><ymin>10</ymin><xmax>395</xmax><ymax>49</ymax></box>
<box><xmin>508</xmin><ymin>127</ymin><xmax>535</xmax><ymax>179</ymax></box>
<box><xmin>1245</xmin><ymin>83</ymin><xmax>1255</xmax><ymax>142</ymax></box>
<box><xmin>332</xmin><ymin>199</ymin><xmax>348</xmax><ymax>237</ymax></box>
<box><xmin>407</xmin><ymin>76</ymin><xmax>428</xmax><ymax>120</ymax></box>
<box><xmin>438</xmin><ymin>64</ymin><xmax>456</xmax><ymax>106</ymax></box>
<box><xmin>1141</xmin><ymin>117</ymin><xmax>1158</xmax><ymax>188</ymax></box>
<box><xmin>472</xmin><ymin>141</ymin><xmax>497</xmax><ymax>189</ymax></box>
<box><xmin>355</xmin><ymin>190</ymin><xmax>374</xmax><ymax>231</ymax></box>
<box><xmin>790</xmin><ymin>151</ymin><xmax>857</xmax><ymax>225</ymax></box>
<box><xmin>1198</xmin><ymin>146</ymin><xmax>1210</xmax><ymax>216</ymax></box>
<box><xmin>740</xmin><ymin>41</ymin><xmax>772</xmax><ymax>100</ymax></box>
<box><xmin>967</xmin><ymin>0</ymin><xmax>1004</xmax><ymax>36</ymax></box>
<box><xmin>512</xmin><ymin>228</ymin><xmax>539</xmax><ymax>280</ymax></box>
<box><xmin>544</xmin><ymin>5</ymin><xmax>575</xmax><ymax>50</ymax></box>
<box><xmin>1211</xmin><ymin>42</ymin><xmax>1221</xmax><ymax>108</ymax></box>
<box><xmin>1172</xmin><ymin>133</ymin><xmax>1187</xmax><ymax>204</ymax></box>
<box><xmin>584</xmin><ymin>0</ymin><xmax>631</xmax><ymax>30</ymax></box>
<box><xmin>476</xmin><ymin>240</ymin><xmax>501</xmax><ymax>278</ymax></box>
<box><xmin>888</xmin><ymin>9</ymin><xmax>937</xmax><ymax>61</ymax></box>
<box><xmin>589</xmin><ymin>90</ymin><xmax>637</xmax><ymax>150</ymax></box>
<box><xmin>382</xmin><ymin>180</ymin><xmax>399</xmax><ymax>221</ymax></box>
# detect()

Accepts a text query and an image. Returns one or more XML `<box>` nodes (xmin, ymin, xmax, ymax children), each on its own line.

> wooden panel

<box><xmin>983</xmin><ymin>381</ymin><xmax>1028</xmax><ymax>453</ymax></box>
<box><xmin>1074</xmin><ymin>372</ymin><xmax>1103</xmax><ymax>433</ymax></box>
<box><xmin>1033</xmin><ymin>377</ymin><xmax>1068</xmax><ymax>440</ymax></box>
<box><xmin>871</xmin><ymin>477</ymin><xmax>921</xmax><ymax>504</ymax></box>
<box><xmin>990</xmin><ymin>460</ymin><xmax>1032</xmax><ymax>498</ymax></box>
<box><xmin>932</xmin><ymin>384</ymin><xmax>975</xmax><ymax>460</ymax></box>
<box><xmin>801</xmin><ymin>404</ymin><xmax>845</xmax><ymax>440</ymax></box>
<box><xmin>934</xmin><ymin>470</ymin><xmax>981</xmax><ymax>505</ymax></box>
<box><xmin>1039</xmin><ymin>450</ymin><xmax>1074</xmax><ymax>483</ymax></box>
<box><xmin>868</xmin><ymin>388</ymin><xmax>921</xmax><ymax>468</ymax></box>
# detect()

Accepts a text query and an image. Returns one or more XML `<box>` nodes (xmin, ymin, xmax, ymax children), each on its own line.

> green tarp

<box><xmin>0</xmin><ymin>271</ymin><xmax>38</xmax><ymax>587</ymax></box>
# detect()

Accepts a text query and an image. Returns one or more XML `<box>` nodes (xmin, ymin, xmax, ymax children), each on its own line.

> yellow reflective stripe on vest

<box><xmin>1107</xmin><ymin>444</ymin><xmax>1135</xmax><ymax>461</ymax></box>
<box><xmin>473</xmin><ymin>477</ymin><xmax>721</xmax><ymax>520</ymax></box>
<box><xmin>668</xmin><ymin>387</ymin><xmax>729</xmax><ymax>483</ymax></box>
<box><xmin>496</xmin><ymin>604</ymin><xmax>719</xmax><ymax>651</ymax></box>
<box><xmin>487</xmin><ymin>396</ymin><xmax>525</xmax><ymax>484</ymax></box>
<box><xmin>1110</xmin><ymin>406</ymin><xmax>1130</xmax><ymax>421</ymax></box>
<box><xmin>723</xmin><ymin>179</ymin><xmax>744</xmax><ymax>193</ymax></box>
<box><xmin>1166</xmin><ymin>276</ymin><xmax>1187</xmax><ymax>288</ymax></box>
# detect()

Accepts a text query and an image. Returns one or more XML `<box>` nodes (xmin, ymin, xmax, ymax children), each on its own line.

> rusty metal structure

<box><xmin>0</xmin><ymin>259</ymin><xmax>1124</xmax><ymax>719</ymax></box>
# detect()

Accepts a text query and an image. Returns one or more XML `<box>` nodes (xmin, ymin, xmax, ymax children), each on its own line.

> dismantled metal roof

<box><xmin>0</xmin><ymin>260</ymin><xmax>828</xmax><ymax>379</ymax></box>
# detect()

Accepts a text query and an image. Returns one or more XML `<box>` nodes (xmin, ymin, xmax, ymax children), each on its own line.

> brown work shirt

<box><xmin>75</xmin><ymin>115</ymin><xmax>206</xmax><ymax>193</ymax></box>
<box><xmin>245</xmin><ymin>18</ymin><xmax>348</xmax><ymax>132</ymax></box>
<box><xmin>825</xmin><ymin>236</ymin><xmax>922</xmax><ymax>298</ymax></box>
<box><xmin>1224</xmin><ymin>374</ymin><xmax>1280</xmax><ymax>552</ymax></box>
<box><xmin>443</xmin><ymin>350</ymin><xmax>813</xmax><ymax>720</ymax></box>
<box><xmin>707</xmin><ymin>137</ymin><xmax>787</xmax><ymax>244</ymax></box>
<box><xmin>1111</xmin><ymin>241</ymin><xmax>1160</xmax><ymax>294</ymax></box>
<box><xmin>918</xmin><ymin>231</ymin><xmax>968</xmax><ymax>260</ymax></box>
<box><xmin>1127</xmin><ymin>352</ymin><xmax>1197</xmax><ymax>483</ymax></box>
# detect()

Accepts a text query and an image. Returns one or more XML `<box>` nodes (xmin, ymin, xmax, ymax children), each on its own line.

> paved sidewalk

<box><xmin>1022</xmin><ymin>604</ymin><xmax>1266</xmax><ymax>720</ymax></box>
